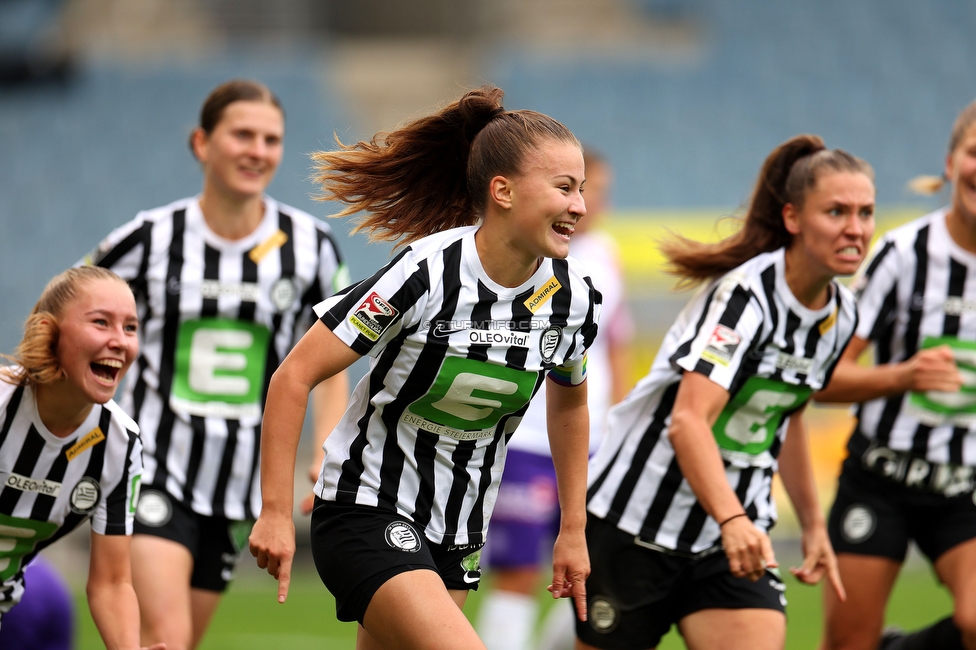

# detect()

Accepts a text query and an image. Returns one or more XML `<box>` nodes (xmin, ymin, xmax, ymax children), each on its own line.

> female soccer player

<box><xmin>477</xmin><ymin>148</ymin><xmax>633</xmax><ymax>650</ymax></box>
<box><xmin>817</xmin><ymin>100</ymin><xmax>976</xmax><ymax>650</ymax></box>
<box><xmin>581</xmin><ymin>135</ymin><xmax>875</xmax><ymax>650</ymax></box>
<box><xmin>84</xmin><ymin>79</ymin><xmax>349</xmax><ymax>650</ymax></box>
<box><xmin>248</xmin><ymin>84</ymin><xmax>600</xmax><ymax>650</ymax></box>
<box><xmin>0</xmin><ymin>266</ymin><xmax>162</xmax><ymax>650</ymax></box>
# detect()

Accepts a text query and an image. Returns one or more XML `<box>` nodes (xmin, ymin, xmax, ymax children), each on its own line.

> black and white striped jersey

<box><xmin>85</xmin><ymin>195</ymin><xmax>347</xmax><ymax>520</ymax></box>
<box><xmin>0</xmin><ymin>377</ymin><xmax>142</xmax><ymax>613</ymax></box>
<box><xmin>853</xmin><ymin>208</ymin><xmax>976</xmax><ymax>464</ymax></box>
<box><xmin>312</xmin><ymin>226</ymin><xmax>600</xmax><ymax>545</ymax></box>
<box><xmin>587</xmin><ymin>248</ymin><xmax>857</xmax><ymax>554</ymax></box>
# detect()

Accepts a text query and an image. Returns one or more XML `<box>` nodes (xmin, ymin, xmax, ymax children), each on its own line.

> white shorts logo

<box><xmin>590</xmin><ymin>596</ymin><xmax>619</xmax><ymax>632</ymax></box>
<box><xmin>841</xmin><ymin>504</ymin><xmax>876</xmax><ymax>543</ymax></box>
<box><xmin>385</xmin><ymin>522</ymin><xmax>421</xmax><ymax>552</ymax></box>
<box><xmin>135</xmin><ymin>490</ymin><xmax>172</xmax><ymax>527</ymax></box>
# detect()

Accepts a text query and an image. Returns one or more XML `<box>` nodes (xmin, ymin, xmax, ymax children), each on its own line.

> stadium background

<box><xmin>0</xmin><ymin>0</ymin><xmax>972</xmax><ymax>647</ymax></box>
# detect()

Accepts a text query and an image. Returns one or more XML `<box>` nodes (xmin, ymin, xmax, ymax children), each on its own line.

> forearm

<box><xmin>547</xmin><ymin>384</ymin><xmax>589</xmax><ymax>532</ymax></box>
<box><xmin>310</xmin><ymin>370</ymin><xmax>349</xmax><ymax>471</ymax></box>
<box><xmin>814</xmin><ymin>358</ymin><xmax>910</xmax><ymax>404</ymax></box>
<box><xmin>261</xmin><ymin>368</ymin><xmax>313</xmax><ymax>514</ymax></box>
<box><xmin>777</xmin><ymin>415</ymin><xmax>825</xmax><ymax>531</ymax></box>
<box><xmin>88</xmin><ymin>579</ymin><xmax>142</xmax><ymax>650</ymax></box>
<box><xmin>668</xmin><ymin>412</ymin><xmax>745</xmax><ymax>523</ymax></box>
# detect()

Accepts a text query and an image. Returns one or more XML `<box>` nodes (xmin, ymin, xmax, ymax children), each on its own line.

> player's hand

<box><xmin>790</xmin><ymin>523</ymin><xmax>846</xmax><ymax>601</ymax></box>
<box><xmin>720</xmin><ymin>515</ymin><xmax>777</xmax><ymax>582</ymax></box>
<box><xmin>547</xmin><ymin>528</ymin><xmax>590</xmax><ymax>622</ymax></box>
<box><xmin>249</xmin><ymin>511</ymin><xmax>296</xmax><ymax>603</ymax></box>
<box><xmin>906</xmin><ymin>345</ymin><xmax>962</xmax><ymax>393</ymax></box>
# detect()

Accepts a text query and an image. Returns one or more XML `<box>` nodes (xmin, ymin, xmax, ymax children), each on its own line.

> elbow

<box><xmin>666</xmin><ymin>410</ymin><xmax>694</xmax><ymax>446</ymax></box>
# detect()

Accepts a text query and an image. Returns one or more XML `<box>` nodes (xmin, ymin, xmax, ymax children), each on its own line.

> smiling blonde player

<box><xmin>0</xmin><ymin>266</ymin><xmax>161</xmax><ymax>650</ymax></box>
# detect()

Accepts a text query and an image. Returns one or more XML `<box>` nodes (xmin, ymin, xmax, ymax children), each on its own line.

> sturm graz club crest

<box><xmin>539</xmin><ymin>325</ymin><xmax>562</xmax><ymax>363</ymax></box>
<box><xmin>589</xmin><ymin>596</ymin><xmax>619</xmax><ymax>633</ymax></box>
<box><xmin>841</xmin><ymin>504</ymin><xmax>876</xmax><ymax>543</ymax></box>
<box><xmin>385</xmin><ymin>521</ymin><xmax>421</xmax><ymax>552</ymax></box>
<box><xmin>69</xmin><ymin>477</ymin><xmax>101</xmax><ymax>515</ymax></box>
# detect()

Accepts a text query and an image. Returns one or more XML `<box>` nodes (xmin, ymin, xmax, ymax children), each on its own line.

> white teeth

<box><xmin>839</xmin><ymin>247</ymin><xmax>859</xmax><ymax>255</ymax></box>
<box><xmin>94</xmin><ymin>359</ymin><xmax>123</xmax><ymax>368</ymax></box>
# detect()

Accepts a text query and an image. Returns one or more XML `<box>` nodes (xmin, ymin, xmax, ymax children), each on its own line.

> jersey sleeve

<box><xmin>670</xmin><ymin>276</ymin><xmax>765</xmax><ymax>394</ymax></box>
<box><xmin>851</xmin><ymin>236</ymin><xmax>901</xmax><ymax>343</ymax></box>
<box><xmin>81</xmin><ymin>212</ymin><xmax>153</xmax><ymax>285</ymax></box>
<box><xmin>91</xmin><ymin>428</ymin><xmax>143</xmax><ymax>536</ymax></box>
<box><xmin>547</xmin><ymin>272</ymin><xmax>602</xmax><ymax>387</ymax></box>
<box><xmin>295</xmin><ymin>222</ymin><xmax>351</xmax><ymax>339</ymax></box>
<box><xmin>314</xmin><ymin>247</ymin><xmax>430</xmax><ymax>357</ymax></box>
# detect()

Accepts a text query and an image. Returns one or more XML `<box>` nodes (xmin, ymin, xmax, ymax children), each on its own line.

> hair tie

<box><xmin>719</xmin><ymin>512</ymin><xmax>748</xmax><ymax>527</ymax></box>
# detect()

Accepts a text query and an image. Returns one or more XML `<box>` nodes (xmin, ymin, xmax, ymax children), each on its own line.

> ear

<box><xmin>488</xmin><ymin>175</ymin><xmax>514</xmax><ymax>210</ymax></box>
<box><xmin>190</xmin><ymin>128</ymin><xmax>209</xmax><ymax>162</ymax></box>
<box><xmin>782</xmin><ymin>203</ymin><xmax>802</xmax><ymax>236</ymax></box>
<box><xmin>945</xmin><ymin>150</ymin><xmax>955</xmax><ymax>182</ymax></box>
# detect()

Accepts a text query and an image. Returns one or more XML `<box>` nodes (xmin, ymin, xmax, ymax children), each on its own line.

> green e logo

<box><xmin>409</xmin><ymin>357</ymin><xmax>536</xmax><ymax>432</ymax></box>
<box><xmin>171</xmin><ymin>318</ymin><xmax>270</xmax><ymax>418</ymax></box>
<box><xmin>712</xmin><ymin>376</ymin><xmax>810</xmax><ymax>455</ymax></box>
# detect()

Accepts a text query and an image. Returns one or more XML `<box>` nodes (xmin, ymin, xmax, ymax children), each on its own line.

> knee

<box><xmin>953</xmin><ymin>608</ymin><xmax>976</xmax><ymax>639</ymax></box>
<box><xmin>823</xmin><ymin>617</ymin><xmax>883</xmax><ymax>650</ymax></box>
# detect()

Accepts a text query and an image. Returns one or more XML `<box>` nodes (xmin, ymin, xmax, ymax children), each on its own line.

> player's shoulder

<box><xmin>268</xmin><ymin>196</ymin><xmax>332</xmax><ymax>232</ymax></box>
<box><xmin>882</xmin><ymin>208</ymin><xmax>946</xmax><ymax>249</ymax></box>
<box><xmin>397</xmin><ymin>226</ymin><xmax>474</xmax><ymax>268</ymax></box>
<box><xmin>102</xmin><ymin>399</ymin><xmax>140</xmax><ymax>436</ymax></box>
<box><xmin>0</xmin><ymin>372</ymin><xmax>23</xmax><ymax>407</ymax></box>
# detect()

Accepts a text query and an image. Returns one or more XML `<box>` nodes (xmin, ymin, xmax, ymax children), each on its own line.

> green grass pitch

<box><xmin>74</xmin><ymin>554</ymin><xmax>952</xmax><ymax>649</ymax></box>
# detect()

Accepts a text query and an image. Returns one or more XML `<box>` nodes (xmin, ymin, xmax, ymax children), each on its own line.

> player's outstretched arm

<box><xmin>668</xmin><ymin>371</ymin><xmax>777</xmax><ymax>582</ymax></box>
<box><xmin>249</xmin><ymin>322</ymin><xmax>360</xmax><ymax>603</ymax></box>
<box><xmin>87</xmin><ymin>532</ymin><xmax>166</xmax><ymax>650</ymax></box>
<box><xmin>546</xmin><ymin>378</ymin><xmax>590</xmax><ymax>621</ymax></box>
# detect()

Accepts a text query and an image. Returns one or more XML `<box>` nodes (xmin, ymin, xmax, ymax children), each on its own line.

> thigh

<box><xmin>189</xmin><ymin>589</ymin><xmax>222</xmax><ymax>649</ymax></box>
<box><xmin>130</xmin><ymin>534</ymin><xmax>195</xmax><ymax>648</ymax></box>
<box><xmin>361</xmin><ymin>569</ymin><xmax>486</xmax><ymax>650</ymax></box>
<box><xmin>679</xmin><ymin>608</ymin><xmax>785</xmax><ymax>650</ymax></box>
<box><xmin>821</xmin><ymin>554</ymin><xmax>901</xmax><ymax>650</ymax></box>
<box><xmin>935</xmin><ymin>537</ymin><xmax>976</xmax><ymax>628</ymax></box>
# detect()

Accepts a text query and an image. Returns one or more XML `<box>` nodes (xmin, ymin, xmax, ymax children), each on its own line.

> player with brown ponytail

<box><xmin>250</xmin><ymin>85</ymin><xmax>600</xmax><ymax>650</ymax></box>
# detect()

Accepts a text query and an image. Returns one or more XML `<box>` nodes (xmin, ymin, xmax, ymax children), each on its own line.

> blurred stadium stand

<box><xmin>2</xmin><ymin>0</ymin><xmax>973</xmax><ymax>354</ymax></box>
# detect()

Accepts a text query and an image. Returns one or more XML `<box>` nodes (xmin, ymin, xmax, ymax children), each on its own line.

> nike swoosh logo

<box><xmin>432</xmin><ymin>325</ymin><xmax>464</xmax><ymax>338</ymax></box>
<box><xmin>462</xmin><ymin>571</ymin><xmax>481</xmax><ymax>584</ymax></box>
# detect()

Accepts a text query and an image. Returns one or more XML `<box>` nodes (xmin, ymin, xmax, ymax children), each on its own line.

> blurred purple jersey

<box><xmin>0</xmin><ymin>556</ymin><xmax>74</xmax><ymax>650</ymax></box>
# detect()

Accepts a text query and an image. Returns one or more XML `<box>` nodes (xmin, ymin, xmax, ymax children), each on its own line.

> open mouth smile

<box><xmin>90</xmin><ymin>359</ymin><xmax>123</xmax><ymax>385</ymax></box>
<box><xmin>552</xmin><ymin>221</ymin><xmax>575</xmax><ymax>239</ymax></box>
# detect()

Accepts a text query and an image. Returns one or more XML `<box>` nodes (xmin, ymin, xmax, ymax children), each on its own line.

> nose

<box><xmin>571</xmin><ymin>190</ymin><xmax>586</xmax><ymax>218</ymax></box>
<box><xmin>844</xmin><ymin>214</ymin><xmax>865</xmax><ymax>237</ymax></box>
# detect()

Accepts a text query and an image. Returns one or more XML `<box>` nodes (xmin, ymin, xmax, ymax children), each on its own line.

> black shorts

<box><xmin>133</xmin><ymin>487</ymin><xmax>254</xmax><ymax>592</ymax></box>
<box><xmin>577</xmin><ymin>515</ymin><xmax>786</xmax><ymax>650</ymax></box>
<box><xmin>828</xmin><ymin>434</ymin><xmax>976</xmax><ymax>563</ymax></box>
<box><xmin>310</xmin><ymin>497</ymin><xmax>484</xmax><ymax>624</ymax></box>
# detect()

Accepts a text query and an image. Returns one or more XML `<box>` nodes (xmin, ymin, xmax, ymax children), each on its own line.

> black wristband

<box><xmin>719</xmin><ymin>512</ymin><xmax>748</xmax><ymax>527</ymax></box>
